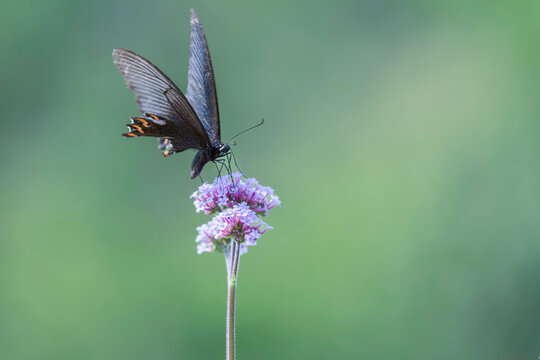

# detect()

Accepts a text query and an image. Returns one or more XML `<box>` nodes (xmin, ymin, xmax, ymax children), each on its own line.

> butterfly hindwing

<box><xmin>121</xmin><ymin>114</ymin><xmax>204</xmax><ymax>155</ymax></box>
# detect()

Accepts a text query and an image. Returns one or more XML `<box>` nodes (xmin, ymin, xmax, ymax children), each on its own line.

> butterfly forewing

<box><xmin>186</xmin><ymin>9</ymin><xmax>221</xmax><ymax>144</ymax></box>
<box><xmin>112</xmin><ymin>48</ymin><xmax>210</xmax><ymax>148</ymax></box>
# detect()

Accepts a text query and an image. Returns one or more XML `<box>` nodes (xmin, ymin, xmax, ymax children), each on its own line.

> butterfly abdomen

<box><xmin>191</xmin><ymin>149</ymin><xmax>212</xmax><ymax>179</ymax></box>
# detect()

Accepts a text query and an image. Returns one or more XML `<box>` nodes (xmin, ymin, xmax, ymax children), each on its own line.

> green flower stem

<box><xmin>226</xmin><ymin>240</ymin><xmax>241</xmax><ymax>360</ymax></box>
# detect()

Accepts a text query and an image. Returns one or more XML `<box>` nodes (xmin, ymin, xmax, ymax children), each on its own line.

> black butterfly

<box><xmin>112</xmin><ymin>9</ymin><xmax>229</xmax><ymax>179</ymax></box>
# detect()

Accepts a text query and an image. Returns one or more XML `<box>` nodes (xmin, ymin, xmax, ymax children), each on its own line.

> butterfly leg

<box><xmin>215</xmin><ymin>158</ymin><xmax>233</xmax><ymax>182</ymax></box>
<box><xmin>229</xmin><ymin>151</ymin><xmax>245</xmax><ymax>177</ymax></box>
<box><xmin>214</xmin><ymin>160</ymin><xmax>223</xmax><ymax>178</ymax></box>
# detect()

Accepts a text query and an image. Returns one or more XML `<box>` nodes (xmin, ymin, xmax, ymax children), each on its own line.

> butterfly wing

<box><xmin>185</xmin><ymin>9</ymin><xmax>221</xmax><ymax>144</ymax></box>
<box><xmin>112</xmin><ymin>48</ymin><xmax>211</xmax><ymax>151</ymax></box>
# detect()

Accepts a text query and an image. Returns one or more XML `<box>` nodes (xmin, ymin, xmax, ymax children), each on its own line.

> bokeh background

<box><xmin>2</xmin><ymin>0</ymin><xmax>540</xmax><ymax>359</ymax></box>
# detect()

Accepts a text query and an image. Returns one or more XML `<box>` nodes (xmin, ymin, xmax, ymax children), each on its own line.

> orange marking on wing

<box><xmin>131</xmin><ymin>124</ymin><xmax>144</xmax><ymax>134</ymax></box>
<box><xmin>148</xmin><ymin>114</ymin><xmax>159</xmax><ymax>121</ymax></box>
<box><xmin>138</xmin><ymin>118</ymin><xmax>150</xmax><ymax>127</ymax></box>
<box><xmin>126</xmin><ymin>133</ymin><xmax>136</xmax><ymax>137</ymax></box>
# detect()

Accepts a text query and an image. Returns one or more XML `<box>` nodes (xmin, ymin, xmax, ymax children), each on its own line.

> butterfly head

<box><xmin>218</xmin><ymin>143</ymin><xmax>231</xmax><ymax>156</ymax></box>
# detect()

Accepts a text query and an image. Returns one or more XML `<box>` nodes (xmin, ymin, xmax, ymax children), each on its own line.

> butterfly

<box><xmin>112</xmin><ymin>9</ymin><xmax>229</xmax><ymax>179</ymax></box>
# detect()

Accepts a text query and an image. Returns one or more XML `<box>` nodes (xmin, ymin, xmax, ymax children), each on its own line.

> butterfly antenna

<box><xmin>226</xmin><ymin>119</ymin><xmax>265</xmax><ymax>143</ymax></box>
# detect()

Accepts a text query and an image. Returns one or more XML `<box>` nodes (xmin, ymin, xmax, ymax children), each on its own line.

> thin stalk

<box><xmin>225</xmin><ymin>240</ymin><xmax>241</xmax><ymax>360</ymax></box>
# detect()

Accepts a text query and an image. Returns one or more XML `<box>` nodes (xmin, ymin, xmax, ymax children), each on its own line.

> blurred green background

<box><xmin>1</xmin><ymin>0</ymin><xmax>540</xmax><ymax>359</ymax></box>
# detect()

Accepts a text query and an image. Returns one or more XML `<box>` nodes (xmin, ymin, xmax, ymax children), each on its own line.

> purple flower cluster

<box><xmin>192</xmin><ymin>173</ymin><xmax>279</xmax><ymax>254</ymax></box>
<box><xmin>192</xmin><ymin>172</ymin><xmax>280</xmax><ymax>216</ymax></box>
